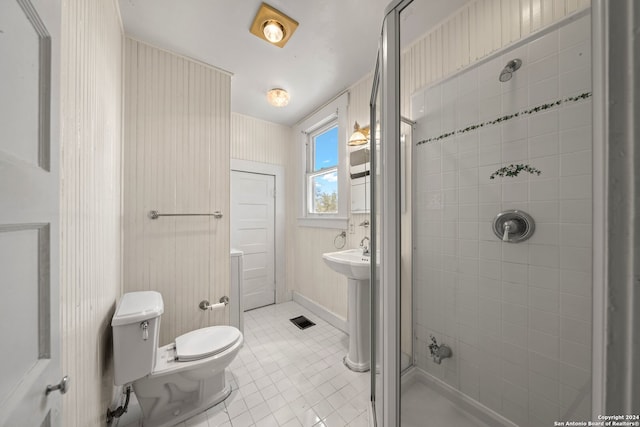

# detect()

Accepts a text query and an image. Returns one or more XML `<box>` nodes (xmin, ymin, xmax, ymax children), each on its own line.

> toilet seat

<box><xmin>175</xmin><ymin>326</ymin><xmax>241</xmax><ymax>362</ymax></box>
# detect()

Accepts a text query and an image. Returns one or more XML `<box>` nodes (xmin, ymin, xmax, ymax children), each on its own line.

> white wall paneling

<box><xmin>123</xmin><ymin>38</ymin><xmax>231</xmax><ymax>346</ymax></box>
<box><xmin>289</xmin><ymin>77</ymin><xmax>376</xmax><ymax>322</ymax></box>
<box><xmin>290</xmin><ymin>94</ymin><xmax>349</xmax><ymax>319</ymax></box>
<box><xmin>60</xmin><ymin>0</ymin><xmax>123</xmax><ymax>424</ymax></box>
<box><xmin>231</xmin><ymin>113</ymin><xmax>293</xmax><ymax>165</ymax></box>
<box><xmin>291</xmin><ymin>225</ymin><xmax>349</xmax><ymax>320</ymax></box>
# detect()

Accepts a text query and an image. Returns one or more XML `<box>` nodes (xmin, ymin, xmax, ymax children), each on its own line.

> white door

<box><xmin>231</xmin><ymin>171</ymin><xmax>276</xmax><ymax>310</ymax></box>
<box><xmin>0</xmin><ymin>0</ymin><xmax>62</xmax><ymax>425</ymax></box>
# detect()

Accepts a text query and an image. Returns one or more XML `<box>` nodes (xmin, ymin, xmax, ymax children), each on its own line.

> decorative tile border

<box><xmin>416</xmin><ymin>92</ymin><xmax>592</xmax><ymax>146</ymax></box>
<box><xmin>490</xmin><ymin>163</ymin><xmax>541</xmax><ymax>179</ymax></box>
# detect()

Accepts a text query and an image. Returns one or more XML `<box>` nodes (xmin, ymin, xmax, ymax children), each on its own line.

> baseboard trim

<box><xmin>402</xmin><ymin>367</ymin><xmax>518</xmax><ymax>427</ymax></box>
<box><xmin>292</xmin><ymin>291</ymin><xmax>348</xmax><ymax>334</ymax></box>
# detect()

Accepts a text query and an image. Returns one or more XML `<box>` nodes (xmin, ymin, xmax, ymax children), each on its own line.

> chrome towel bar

<box><xmin>148</xmin><ymin>210</ymin><xmax>223</xmax><ymax>220</ymax></box>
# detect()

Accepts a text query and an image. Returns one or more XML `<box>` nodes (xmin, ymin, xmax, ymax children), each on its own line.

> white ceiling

<box><xmin>118</xmin><ymin>0</ymin><xmax>469</xmax><ymax>126</ymax></box>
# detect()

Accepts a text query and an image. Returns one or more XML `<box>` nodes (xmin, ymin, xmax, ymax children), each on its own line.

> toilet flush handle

<box><xmin>141</xmin><ymin>320</ymin><xmax>149</xmax><ymax>341</ymax></box>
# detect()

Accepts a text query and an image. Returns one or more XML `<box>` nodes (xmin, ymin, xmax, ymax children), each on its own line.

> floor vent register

<box><xmin>289</xmin><ymin>315</ymin><xmax>316</xmax><ymax>330</ymax></box>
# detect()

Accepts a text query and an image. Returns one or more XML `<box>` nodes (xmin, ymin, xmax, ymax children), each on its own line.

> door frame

<box><xmin>231</xmin><ymin>159</ymin><xmax>286</xmax><ymax>304</ymax></box>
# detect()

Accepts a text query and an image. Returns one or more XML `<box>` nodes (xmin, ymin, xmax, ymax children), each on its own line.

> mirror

<box><xmin>349</xmin><ymin>146</ymin><xmax>370</xmax><ymax>213</ymax></box>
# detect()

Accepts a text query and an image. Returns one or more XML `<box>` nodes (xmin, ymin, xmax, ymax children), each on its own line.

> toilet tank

<box><xmin>111</xmin><ymin>291</ymin><xmax>164</xmax><ymax>386</ymax></box>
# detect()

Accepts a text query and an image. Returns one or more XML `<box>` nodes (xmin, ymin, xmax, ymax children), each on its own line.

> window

<box><xmin>307</xmin><ymin>124</ymin><xmax>338</xmax><ymax>214</ymax></box>
<box><xmin>297</xmin><ymin>93</ymin><xmax>348</xmax><ymax>228</ymax></box>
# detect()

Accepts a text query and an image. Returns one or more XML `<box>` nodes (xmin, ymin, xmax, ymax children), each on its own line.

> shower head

<box><xmin>499</xmin><ymin>58</ymin><xmax>522</xmax><ymax>82</ymax></box>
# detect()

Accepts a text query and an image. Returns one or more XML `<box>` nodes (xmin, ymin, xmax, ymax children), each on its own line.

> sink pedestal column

<box><xmin>344</xmin><ymin>277</ymin><xmax>370</xmax><ymax>372</ymax></box>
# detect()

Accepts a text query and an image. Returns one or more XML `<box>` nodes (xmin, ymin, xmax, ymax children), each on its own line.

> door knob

<box><xmin>46</xmin><ymin>375</ymin><xmax>70</xmax><ymax>395</ymax></box>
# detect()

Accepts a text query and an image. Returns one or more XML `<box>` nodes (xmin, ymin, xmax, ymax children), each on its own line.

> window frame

<box><xmin>306</xmin><ymin>122</ymin><xmax>339</xmax><ymax>215</ymax></box>
<box><xmin>297</xmin><ymin>93</ymin><xmax>349</xmax><ymax>228</ymax></box>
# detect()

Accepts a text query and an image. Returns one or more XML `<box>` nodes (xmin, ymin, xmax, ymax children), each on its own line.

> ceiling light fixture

<box><xmin>348</xmin><ymin>122</ymin><xmax>370</xmax><ymax>146</ymax></box>
<box><xmin>250</xmin><ymin>3</ymin><xmax>298</xmax><ymax>48</ymax></box>
<box><xmin>267</xmin><ymin>88</ymin><xmax>290</xmax><ymax>107</ymax></box>
<box><xmin>263</xmin><ymin>20</ymin><xmax>284</xmax><ymax>43</ymax></box>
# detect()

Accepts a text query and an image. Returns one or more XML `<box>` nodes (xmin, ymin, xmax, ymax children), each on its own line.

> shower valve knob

<box><xmin>502</xmin><ymin>222</ymin><xmax>511</xmax><ymax>241</ymax></box>
<box><xmin>502</xmin><ymin>220</ymin><xmax>520</xmax><ymax>241</ymax></box>
<box><xmin>493</xmin><ymin>210</ymin><xmax>534</xmax><ymax>243</ymax></box>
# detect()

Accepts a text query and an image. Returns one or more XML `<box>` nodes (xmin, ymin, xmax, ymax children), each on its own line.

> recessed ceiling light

<box><xmin>250</xmin><ymin>3</ymin><xmax>298</xmax><ymax>48</ymax></box>
<box><xmin>263</xmin><ymin>20</ymin><xmax>284</xmax><ymax>43</ymax></box>
<box><xmin>267</xmin><ymin>88</ymin><xmax>290</xmax><ymax>107</ymax></box>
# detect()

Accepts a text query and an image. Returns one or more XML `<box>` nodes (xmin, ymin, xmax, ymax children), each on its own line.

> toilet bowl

<box><xmin>111</xmin><ymin>291</ymin><xmax>243</xmax><ymax>427</ymax></box>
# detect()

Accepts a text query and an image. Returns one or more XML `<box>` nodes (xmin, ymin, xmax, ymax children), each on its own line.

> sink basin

<box><xmin>322</xmin><ymin>249</ymin><xmax>371</xmax><ymax>280</ymax></box>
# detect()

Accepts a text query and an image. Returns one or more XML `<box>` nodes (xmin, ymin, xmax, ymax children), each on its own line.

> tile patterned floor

<box><xmin>120</xmin><ymin>301</ymin><xmax>370</xmax><ymax>427</ymax></box>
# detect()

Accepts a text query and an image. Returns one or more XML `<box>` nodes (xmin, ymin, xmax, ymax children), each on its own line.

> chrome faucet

<box><xmin>360</xmin><ymin>236</ymin><xmax>370</xmax><ymax>256</ymax></box>
<box><xmin>428</xmin><ymin>335</ymin><xmax>452</xmax><ymax>364</ymax></box>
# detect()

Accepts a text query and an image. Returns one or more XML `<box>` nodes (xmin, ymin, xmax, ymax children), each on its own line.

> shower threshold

<box><xmin>401</xmin><ymin>368</ymin><xmax>515</xmax><ymax>427</ymax></box>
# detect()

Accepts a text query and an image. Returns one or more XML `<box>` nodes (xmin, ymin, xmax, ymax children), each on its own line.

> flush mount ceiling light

<box><xmin>250</xmin><ymin>3</ymin><xmax>298</xmax><ymax>48</ymax></box>
<box><xmin>267</xmin><ymin>88</ymin><xmax>290</xmax><ymax>107</ymax></box>
<box><xmin>348</xmin><ymin>121</ymin><xmax>370</xmax><ymax>146</ymax></box>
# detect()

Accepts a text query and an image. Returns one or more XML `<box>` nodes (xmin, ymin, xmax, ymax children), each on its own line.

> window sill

<box><xmin>297</xmin><ymin>216</ymin><xmax>348</xmax><ymax>229</ymax></box>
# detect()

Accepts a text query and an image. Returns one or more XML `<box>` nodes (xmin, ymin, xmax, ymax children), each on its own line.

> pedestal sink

<box><xmin>322</xmin><ymin>249</ymin><xmax>371</xmax><ymax>372</ymax></box>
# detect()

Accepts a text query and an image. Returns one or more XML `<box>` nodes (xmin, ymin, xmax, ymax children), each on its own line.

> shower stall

<box><xmin>367</xmin><ymin>0</ymin><xmax>638</xmax><ymax>425</ymax></box>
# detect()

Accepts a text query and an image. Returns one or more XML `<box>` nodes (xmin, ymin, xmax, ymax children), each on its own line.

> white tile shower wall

<box><xmin>412</xmin><ymin>15</ymin><xmax>591</xmax><ymax>427</ymax></box>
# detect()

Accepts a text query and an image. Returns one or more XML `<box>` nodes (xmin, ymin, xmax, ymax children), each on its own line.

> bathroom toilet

<box><xmin>111</xmin><ymin>291</ymin><xmax>243</xmax><ymax>427</ymax></box>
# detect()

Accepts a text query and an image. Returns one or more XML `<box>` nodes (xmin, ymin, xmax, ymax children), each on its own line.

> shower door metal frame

<box><xmin>591</xmin><ymin>0</ymin><xmax>640</xmax><ymax>416</ymax></box>
<box><xmin>369</xmin><ymin>55</ymin><xmax>381</xmax><ymax>426</ymax></box>
<box><xmin>371</xmin><ymin>1</ymin><xmax>414</xmax><ymax>425</ymax></box>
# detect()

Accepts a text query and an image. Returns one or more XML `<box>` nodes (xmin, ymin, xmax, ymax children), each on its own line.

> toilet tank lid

<box><xmin>112</xmin><ymin>291</ymin><xmax>164</xmax><ymax>326</ymax></box>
